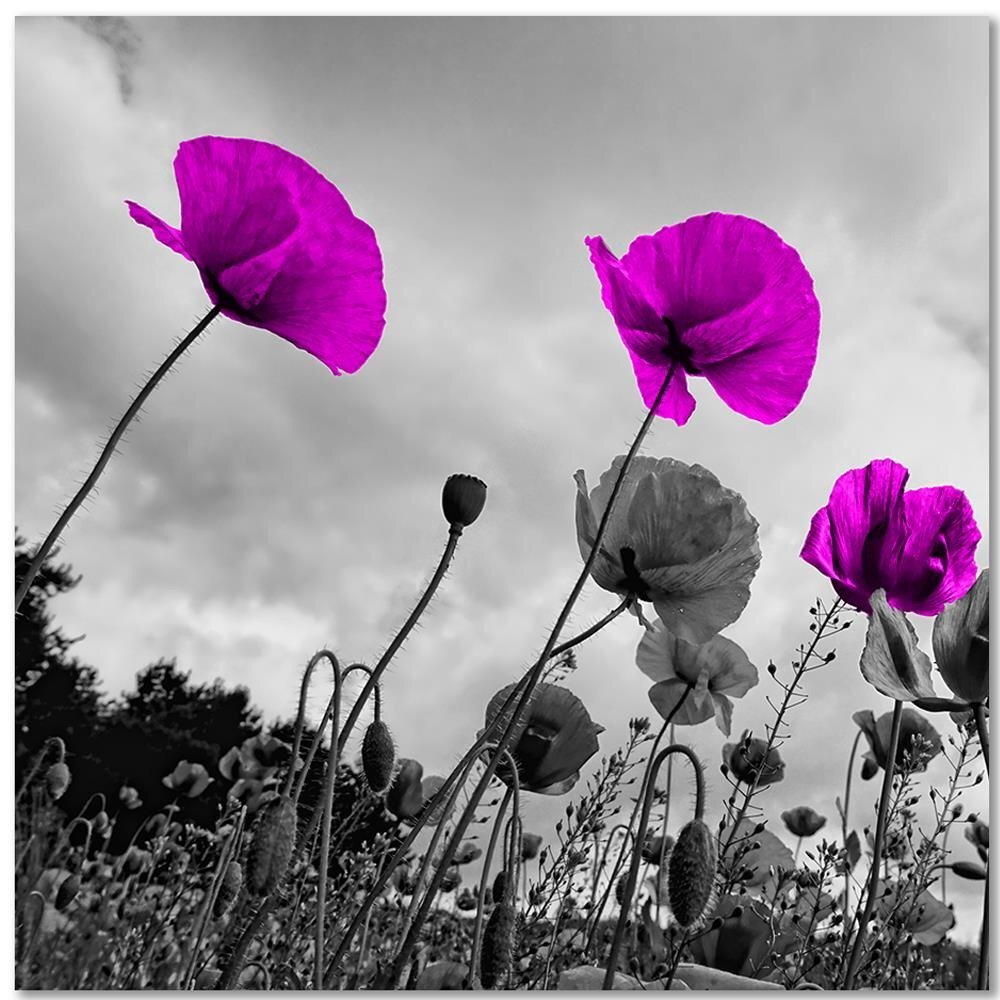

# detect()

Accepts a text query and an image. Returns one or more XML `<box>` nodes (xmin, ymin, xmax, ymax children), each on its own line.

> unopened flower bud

<box><xmin>55</xmin><ymin>873</ymin><xmax>80</xmax><ymax>911</ymax></box>
<box><xmin>481</xmin><ymin>902</ymin><xmax>516</xmax><ymax>989</ymax></box>
<box><xmin>361</xmin><ymin>718</ymin><xmax>396</xmax><ymax>795</ymax></box>
<box><xmin>44</xmin><ymin>762</ymin><xmax>71</xmax><ymax>800</ymax></box>
<box><xmin>667</xmin><ymin>819</ymin><xmax>718</xmax><ymax>929</ymax></box>
<box><xmin>248</xmin><ymin>795</ymin><xmax>297</xmax><ymax>896</ymax></box>
<box><xmin>442</xmin><ymin>474</ymin><xmax>487</xmax><ymax>528</ymax></box>
<box><xmin>214</xmin><ymin>861</ymin><xmax>243</xmax><ymax>917</ymax></box>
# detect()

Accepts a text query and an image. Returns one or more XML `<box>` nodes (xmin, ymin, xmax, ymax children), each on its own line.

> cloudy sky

<box><xmin>15</xmin><ymin>16</ymin><xmax>988</xmax><ymax>940</ymax></box>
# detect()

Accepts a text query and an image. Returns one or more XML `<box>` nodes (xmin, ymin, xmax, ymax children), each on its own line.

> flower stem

<box><xmin>842</xmin><ymin>698</ymin><xmax>903</xmax><ymax>990</ymax></box>
<box><xmin>313</xmin><ymin>653</ymin><xmax>342</xmax><ymax>990</ymax></box>
<box><xmin>841</xmin><ymin>727</ymin><xmax>863</xmax><ymax>918</ymax></box>
<box><xmin>973</xmin><ymin>701</ymin><xmax>990</xmax><ymax>989</ymax></box>
<box><xmin>15</xmin><ymin>305</ymin><xmax>221</xmax><ymax>613</ymax></box>
<box><xmin>603</xmin><ymin>737</ymin><xmax>702</xmax><ymax>989</ymax></box>
<box><xmin>382</xmin><ymin>366</ymin><xmax>679</xmax><ymax>984</ymax></box>
<box><xmin>336</xmin><ymin>525</ymin><xmax>464</xmax><ymax>754</ymax></box>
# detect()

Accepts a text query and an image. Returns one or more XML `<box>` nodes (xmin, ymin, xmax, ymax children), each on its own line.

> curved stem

<box><xmin>15</xmin><ymin>305</ymin><xmax>221</xmax><ymax>612</ymax></box>
<box><xmin>384</xmin><ymin>366</ymin><xmax>678</xmax><ymax>983</ymax></box>
<box><xmin>469</xmin><ymin>784</ymin><xmax>515</xmax><ymax>986</ymax></box>
<box><xmin>842</xmin><ymin>698</ymin><xmax>903</xmax><ymax>990</ymax></box>
<box><xmin>603</xmin><ymin>740</ymin><xmax>702</xmax><ymax>989</ymax></box>
<box><xmin>313</xmin><ymin>653</ymin><xmax>343</xmax><ymax>990</ymax></box>
<box><xmin>336</xmin><ymin>526</ymin><xmax>463</xmax><ymax>754</ymax></box>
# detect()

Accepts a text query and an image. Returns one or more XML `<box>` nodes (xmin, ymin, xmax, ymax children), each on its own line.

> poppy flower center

<box><xmin>618</xmin><ymin>546</ymin><xmax>652</xmax><ymax>599</ymax></box>
<box><xmin>661</xmin><ymin>316</ymin><xmax>702</xmax><ymax>375</ymax></box>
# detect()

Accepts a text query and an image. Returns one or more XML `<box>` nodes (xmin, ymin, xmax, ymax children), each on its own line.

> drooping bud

<box><xmin>213</xmin><ymin>861</ymin><xmax>243</xmax><ymax>917</ymax></box>
<box><xmin>492</xmin><ymin>870</ymin><xmax>507</xmax><ymax>902</ymax></box>
<box><xmin>615</xmin><ymin>874</ymin><xmax>630</xmax><ymax>907</ymax></box>
<box><xmin>480</xmin><ymin>902</ymin><xmax>517</xmax><ymax>989</ymax></box>
<box><xmin>667</xmin><ymin>818</ymin><xmax>718</xmax><ymax>929</ymax></box>
<box><xmin>44</xmin><ymin>762</ymin><xmax>71</xmax><ymax>800</ymax></box>
<box><xmin>362</xmin><ymin>719</ymin><xmax>396</xmax><ymax>795</ymax></box>
<box><xmin>55</xmin><ymin>873</ymin><xmax>80</xmax><ymax>911</ymax></box>
<box><xmin>247</xmin><ymin>795</ymin><xmax>297</xmax><ymax>896</ymax></box>
<box><xmin>442</xmin><ymin>474</ymin><xmax>487</xmax><ymax>529</ymax></box>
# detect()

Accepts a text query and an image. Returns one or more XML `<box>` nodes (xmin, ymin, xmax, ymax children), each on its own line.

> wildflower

<box><xmin>482</xmin><ymin>682</ymin><xmax>603</xmax><ymax>795</ymax></box>
<box><xmin>239</xmin><ymin>734</ymin><xmax>293</xmax><ymax>770</ymax></box>
<box><xmin>520</xmin><ymin>832</ymin><xmax>543</xmax><ymax>861</ymax></box>
<box><xmin>801</xmin><ymin>459</ymin><xmax>980</xmax><ymax>615</ymax></box>
<box><xmin>442</xmin><ymin>474</ymin><xmax>488</xmax><ymax>529</ymax></box>
<box><xmin>641</xmin><ymin>833</ymin><xmax>675</xmax><ymax>863</ymax></box>
<box><xmin>127</xmin><ymin>136</ymin><xmax>386</xmax><ymax>375</ymax></box>
<box><xmin>453</xmin><ymin>842</ymin><xmax>483</xmax><ymax>865</ymax></box>
<box><xmin>54</xmin><ymin>873</ymin><xmax>80</xmax><ymax>911</ymax></box>
<box><xmin>439</xmin><ymin>867</ymin><xmax>461</xmax><ymax>893</ymax></box>
<box><xmin>780</xmin><ymin>807</ymin><xmax>826</xmax><ymax>839</ymax></box>
<box><xmin>687</xmin><ymin>894</ymin><xmax>772</xmax><ymax>977</ymax></box>
<box><xmin>118</xmin><ymin>785</ymin><xmax>142</xmax><ymax>810</ymax></box>
<box><xmin>876</xmin><ymin>884</ymin><xmax>954</xmax><ymax>945</ymax></box>
<box><xmin>638</xmin><ymin>618</ymin><xmax>758</xmax><ymax>734</ymax></box>
<box><xmin>456</xmin><ymin>888</ymin><xmax>478</xmax><ymax>911</ymax></box>
<box><xmin>586</xmin><ymin>213</ymin><xmax>820</xmax><ymax>425</ymax></box>
<box><xmin>932</xmin><ymin>568</ymin><xmax>989</xmax><ymax>704</ymax></box>
<box><xmin>420</xmin><ymin>775</ymin><xmax>450</xmax><ymax>825</ymax></box>
<box><xmin>667</xmin><ymin>818</ymin><xmax>718</xmax><ymax>928</ymax></box>
<box><xmin>852</xmin><ymin>708</ymin><xmax>942</xmax><ymax>779</ymax></box>
<box><xmin>162</xmin><ymin>761</ymin><xmax>213</xmax><ymax>798</ymax></box>
<box><xmin>965</xmin><ymin>818</ymin><xmax>989</xmax><ymax>864</ymax></box>
<box><xmin>385</xmin><ymin>758</ymin><xmax>426</xmax><ymax>821</ymax></box>
<box><xmin>721</xmin><ymin>732</ymin><xmax>784</xmax><ymax>787</ymax></box>
<box><xmin>575</xmin><ymin>456</ymin><xmax>760</xmax><ymax>644</ymax></box>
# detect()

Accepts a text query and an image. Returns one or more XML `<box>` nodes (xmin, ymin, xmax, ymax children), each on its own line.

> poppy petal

<box><xmin>126</xmin><ymin>201</ymin><xmax>192</xmax><ymax>260</ymax></box>
<box><xmin>892</xmin><ymin>486</ymin><xmax>981</xmax><ymax>614</ymax></box>
<box><xmin>859</xmin><ymin>590</ymin><xmax>937</xmax><ymax>701</ymax></box>
<box><xmin>933</xmin><ymin>568</ymin><xmax>989</xmax><ymax>704</ymax></box>
<box><xmin>648</xmin><ymin>679</ymin><xmax>716</xmax><ymax>727</ymax></box>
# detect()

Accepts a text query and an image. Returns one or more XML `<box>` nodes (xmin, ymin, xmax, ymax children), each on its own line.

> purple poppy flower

<box><xmin>585</xmin><ymin>213</ymin><xmax>820</xmax><ymax>425</ymax></box>
<box><xmin>801</xmin><ymin>459</ymin><xmax>980</xmax><ymax>616</ymax></box>
<box><xmin>127</xmin><ymin>136</ymin><xmax>386</xmax><ymax>375</ymax></box>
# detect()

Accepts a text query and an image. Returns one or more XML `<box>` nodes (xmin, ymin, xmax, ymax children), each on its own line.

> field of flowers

<box><xmin>14</xmin><ymin>136</ymin><xmax>989</xmax><ymax>990</ymax></box>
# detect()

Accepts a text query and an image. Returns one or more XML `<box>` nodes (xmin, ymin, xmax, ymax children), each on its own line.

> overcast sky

<box><xmin>15</xmin><ymin>16</ymin><xmax>988</xmax><ymax>940</ymax></box>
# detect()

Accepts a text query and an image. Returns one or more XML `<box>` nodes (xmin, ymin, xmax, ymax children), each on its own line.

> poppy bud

<box><xmin>492</xmin><ymin>870</ymin><xmax>507</xmax><ymax>902</ymax></box>
<box><xmin>667</xmin><ymin>819</ymin><xmax>718</xmax><ymax>929</ymax></box>
<box><xmin>442</xmin><ymin>474</ymin><xmax>487</xmax><ymax>528</ymax></box>
<box><xmin>952</xmin><ymin>861</ymin><xmax>988</xmax><ymax>881</ymax></box>
<box><xmin>247</xmin><ymin>795</ymin><xmax>297</xmax><ymax>896</ymax></box>
<box><xmin>44</xmin><ymin>762</ymin><xmax>71</xmax><ymax>800</ymax></box>
<box><xmin>615</xmin><ymin>874</ymin><xmax>630</xmax><ymax>907</ymax></box>
<box><xmin>480</xmin><ymin>902</ymin><xmax>516</xmax><ymax>989</ymax></box>
<box><xmin>55</xmin><ymin>873</ymin><xmax>80</xmax><ymax>911</ymax></box>
<box><xmin>214</xmin><ymin>861</ymin><xmax>243</xmax><ymax>917</ymax></box>
<box><xmin>361</xmin><ymin>719</ymin><xmax>396</xmax><ymax>795</ymax></box>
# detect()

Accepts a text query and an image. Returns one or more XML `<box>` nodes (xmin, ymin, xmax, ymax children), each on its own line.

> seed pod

<box><xmin>247</xmin><ymin>795</ymin><xmax>297</xmax><ymax>896</ymax></box>
<box><xmin>480</xmin><ymin>902</ymin><xmax>516</xmax><ymax>989</ymax></box>
<box><xmin>361</xmin><ymin>719</ymin><xmax>396</xmax><ymax>795</ymax></box>
<box><xmin>214</xmin><ymin>861</ymin><xmax>243</xmax><ymax>917</ymax></box>
<box><xmin>442</xmin><ymin>474</ymin><xmax>487</xmax><ymax>528</ymax></box>
<box><xmin>492</xmin><ymin>870</ymin><xmax>507</xmax><ymax>902</ymax></box>
<box><xmin>615</xmin><ymin>874</ymin><xmax>630</xmax><ymax>907</ymax></box>
<box><xmin>44</xmin><ymin>762</ymin><xmax>71</xmax><ymax>800</ymax></box>
<box><xmin>55</xmin><ymin>874</ymin><xmax>80</xmax><ymax>911</ymax></box>
<box><xmin>667</xmin><ymin>818</ymin><xmax>718</xmax><ymax>929</ymax></box>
